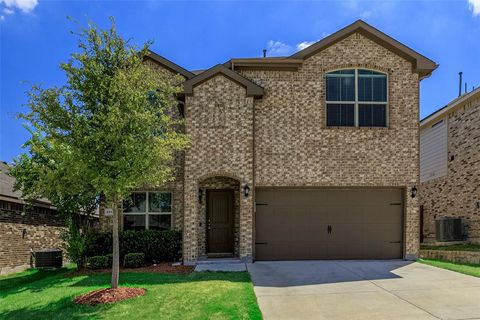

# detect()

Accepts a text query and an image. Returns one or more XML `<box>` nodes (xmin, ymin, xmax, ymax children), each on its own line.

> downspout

<box><xmin>252</xmin><ymin>92</ymin><xmax>256</xmax><ymax>263</ymax></box>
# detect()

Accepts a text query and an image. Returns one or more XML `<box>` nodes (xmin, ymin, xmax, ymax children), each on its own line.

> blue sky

<box><xmin>1</xmin><ymin>0</ymin><xmax>479</xmax><ymax>163</ymax></box>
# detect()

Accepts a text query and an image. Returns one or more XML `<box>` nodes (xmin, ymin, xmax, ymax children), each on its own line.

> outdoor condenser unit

<box><xmin>435</xmin><ymin>218</ymin><xmax>464</xmax><ymax>242</ymax></box>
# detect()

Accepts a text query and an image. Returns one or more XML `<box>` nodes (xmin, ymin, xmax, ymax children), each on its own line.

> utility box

<box><xmin>435</xmin><ymin>218</ymin><xmax>464</xmax><ymax>242</ymax></box>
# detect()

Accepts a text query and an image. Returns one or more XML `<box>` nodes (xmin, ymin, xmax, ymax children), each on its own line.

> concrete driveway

<box><xmin>247</xmin><ymin>260</ymin><xmax>480</xmax><ymax>320</ymax></box>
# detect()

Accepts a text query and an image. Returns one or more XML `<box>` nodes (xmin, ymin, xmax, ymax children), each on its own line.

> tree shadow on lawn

<box><xmin>1</xmin><ymin>268</ymin><xmax>75</xmax><ymax>297</ymax></box>
<box><xmin>0</xmin><ymin>296</ymin><xmax>113</xmax><ymax>320</ymax></box>
<box><xmin>69</xmin><ymin>270</ymin><xmax>253</xmax><ymax>288</ymax></box>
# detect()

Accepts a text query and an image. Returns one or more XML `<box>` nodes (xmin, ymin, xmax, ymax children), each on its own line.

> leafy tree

<box><xmin>10</xmin><ymin>18</ymin><xmax>188</xmax><ymax>288</ymax></box>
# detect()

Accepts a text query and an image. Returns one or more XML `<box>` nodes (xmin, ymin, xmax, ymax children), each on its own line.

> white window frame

<box><xmin>325</xmin><ymin>68</ymin><xmax>389</xmax><ymax>127</ymax></box>
<box><xmin>123</xmin><ymin>191</ymin><xmax>172</xmax><ymax>230</ymax></box>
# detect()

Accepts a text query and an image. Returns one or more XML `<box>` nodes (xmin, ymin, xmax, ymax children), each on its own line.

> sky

<box><xmin>1</xmin><ymin>0</ymin><xmax>479</xmax><ymax>163</ymax></box>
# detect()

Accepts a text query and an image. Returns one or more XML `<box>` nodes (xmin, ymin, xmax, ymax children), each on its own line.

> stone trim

<box><xmin>420</xmin><ymin>249</ymin><xmax>480</xmax><ymax>265</ymax></box>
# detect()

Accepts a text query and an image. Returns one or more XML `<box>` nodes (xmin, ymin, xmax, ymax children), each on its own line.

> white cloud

<box><xmin>267</xmin><ymin>40</ymin><xmax>293</xmax><ymax>56</ymax></box>
<box><xmin>1</xmin><ymin>0</ymin><xmax>38</xmax><ymax>12</ymax></box>
<box><xmin>3</xmin><ymin>7</ymin><xmax>14</xmax><ymax>14</ymax></box>
<box><xmin>296</xmin><ymin>40</ymin><xmax>317</xmax><ymax>51</ymax></box>
<box><xmin>468</xmin><ymin>0</ymin><xmax>480</xmax><ymax>16</ymax></box>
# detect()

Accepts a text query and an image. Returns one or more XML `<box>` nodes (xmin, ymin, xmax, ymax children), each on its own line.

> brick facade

<box><xmin>0</xmin><ymin>203</ymin><xmax>64</xmax><ymax>274</ymax></box>
<box><xmin>421</xmin><ymin>97</ymin><xmax>480</xmax><ymax>243</ymax></box>
<box><xmin>99</xmin><ymin>27</ymin><xmax>428</xmax><ymax>262</ymax></box>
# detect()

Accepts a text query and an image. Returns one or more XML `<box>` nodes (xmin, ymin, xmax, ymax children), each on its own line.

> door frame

<box><xmin>206</xmin><ymin>189</ymin><xmax>235</xmax><ymax>257</ymax></box>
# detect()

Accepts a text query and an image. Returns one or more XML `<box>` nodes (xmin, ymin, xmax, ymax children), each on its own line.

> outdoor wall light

<box><xmin>198</xmin><ymin>189</ymin><xmax>203</xmax><ymax>203</ymax></box>
<box><xmin>243</xmin><ymin>184</ymin><xmax>250</xmax><ymax>198</ymax></box>
<box><xmin>411</xmin><ymin>186</ymin><xmax>418</xmax><ymax>198</ymax></box>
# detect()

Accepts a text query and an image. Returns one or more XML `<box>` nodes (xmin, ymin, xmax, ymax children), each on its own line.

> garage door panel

<box><xmin>365</xmin><ymin>205</ymin><xmax>403</xmax><ymax>224</ymax></box>
<box><xmin>255</xmin><ymin>189</ymin><xmax>403</xmax><ymax>260</ymax></box>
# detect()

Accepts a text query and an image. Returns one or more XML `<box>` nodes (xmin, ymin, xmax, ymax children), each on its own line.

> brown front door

<box><xmin>207</xmin><ymin>189</ymin><xmax>234</xmax><ymax>256</ymax></box>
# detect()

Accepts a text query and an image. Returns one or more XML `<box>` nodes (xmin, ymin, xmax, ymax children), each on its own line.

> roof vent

<box><xmin>458</xmin><ymin>71</ymin><xmax>463</xmax><ymax>97</ymax></box>
<box><xmin>262</xmin><ymin>49</ymin><xmax>267</xmax><ymax>58</ymax></box>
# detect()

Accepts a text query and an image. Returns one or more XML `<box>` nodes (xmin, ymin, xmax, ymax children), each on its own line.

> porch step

<box><xmin>195</xmin><ymin>262</ymin><xmax>246</xmax><ymax>272</ymax></box>
<box><xmin>196</xmin><ymin>258</ymin><xmax>243</xmax><ymax>264</ymax></box>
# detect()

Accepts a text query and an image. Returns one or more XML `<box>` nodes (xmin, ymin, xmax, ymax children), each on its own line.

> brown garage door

<box><xmin>255</xmin><ymin>189</ymin><xmax>403</xmax><ymax>260</ymax></box>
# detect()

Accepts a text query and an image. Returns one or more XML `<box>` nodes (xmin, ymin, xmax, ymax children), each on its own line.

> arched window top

<box><xmin>326</xmin><ymin>69</ymin><xmax>388</xmax><ymax>127</ymax></box>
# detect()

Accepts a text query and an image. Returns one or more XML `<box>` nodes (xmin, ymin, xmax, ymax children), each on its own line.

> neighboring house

<box><xmin>420</xmin><ymin>87</ymin><xmax>480</xmax><ymax>244</ymax></box>
<box><xmin>0</xmin><ymin>161</ymin><xmax>63</xmax><ymax>274</ymax></box>
<box><xmin>100</xmin><ymin>20</ymin><xmax>437</xmax><ymax>263</ymax></box>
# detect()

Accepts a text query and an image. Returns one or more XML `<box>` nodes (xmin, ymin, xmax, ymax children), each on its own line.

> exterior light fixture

<box><xmin>243</xmin><ymin>184</ymin><xmax>250</xmax><ymax>197</ymax></box>
<box><xmin>411</xmin><ymin>186</ymin><xmax>417</xmax><ymax>198</ymax></box>
<box><xmin>198</xmin><ymin>189</ymin><xmax>203</xmax><ymax>203</ymax></box>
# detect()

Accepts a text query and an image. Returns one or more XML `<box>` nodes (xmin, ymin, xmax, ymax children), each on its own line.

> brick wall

<box><xmin>421</xmin><ymin>97</ymin><xmax>480</xmax><ymax>243</ymax></box>
<box><xmin>0</xmin><ymin>205</ymin><xmax>64</xmax><ymax>274</ymax></box>
<box><xmin>183</xmin><ymin>75</ymin><xmax>255</xmax><ymax>263</ymax></box>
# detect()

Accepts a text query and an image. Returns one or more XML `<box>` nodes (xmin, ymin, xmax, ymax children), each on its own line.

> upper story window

<box><xmin>326</xmin><ymin>69</ymin><xmax>388</xmax><ymax>127</ymax></box>
<box><xmin>123</xmin><ymin>191</ymin><xmax>172</xmax><ymax>231</ymax></box>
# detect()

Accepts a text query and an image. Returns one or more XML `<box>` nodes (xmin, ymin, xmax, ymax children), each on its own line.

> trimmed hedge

<box><xmin>85</xmin><ymin>230</ymin><xmax>182</xmax><ymax>264</ymax></box>
<box><xmin>124</xmin><ymin>253</ymin><xmax>145</xmax><ymax>268</ymax></box>
<box><xmin>87</xmin><ymin>256</ymin><xmax>109</xmax><ymax>269</ymax></box>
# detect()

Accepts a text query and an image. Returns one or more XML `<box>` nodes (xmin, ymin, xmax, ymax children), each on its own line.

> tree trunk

<box><xmin>111</xmin><ymin>195</ymin><xmax>120</xmax><ymax>289</ymax></box>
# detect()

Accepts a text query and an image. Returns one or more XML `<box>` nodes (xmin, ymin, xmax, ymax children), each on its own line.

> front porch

<box><xmin>182</xmin><ymin>174</ymin><xmax>254</xmax><ymax>264</ymax></box>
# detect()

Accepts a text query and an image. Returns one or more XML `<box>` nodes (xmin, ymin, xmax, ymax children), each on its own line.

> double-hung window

<box><xmin>123</xmin><ymin>191</ymin><xmax>172</xmax><ymax>230</ymax></box>
<box><xmin>326</xmin><ymin>69</ymin><xmax>388</xmax><ymax>127</ymax></box>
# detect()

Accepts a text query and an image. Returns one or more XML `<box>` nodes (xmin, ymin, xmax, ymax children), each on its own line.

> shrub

<box><xmin>124</xmin><ymin>253</ymin><xmax>145</xmax><ymax>268</ymax></box>
<box><xmin>85</xmin><ymin>232</ymin><xmax>112</xmax><ymax>257</ymax></box>
<box><xmin>61</xmin><ymin>222</ymin><xmax>93</xmax><ymax>270</ymax></box>
<box><xmin>86</xmin><ymin>255</ymin><xmax>109</xmax><ymax>269</ymax></box>
<box><xmin>85</xmin><ymin>230</ymin><xmax>182</xmax><ymax>265</ymax></box>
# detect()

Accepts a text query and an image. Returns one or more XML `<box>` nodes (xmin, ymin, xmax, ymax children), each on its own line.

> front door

<box><xmin>207</xmin><ymin>189</ymin><xmax>234</xmax><ymax>256</ymax></box>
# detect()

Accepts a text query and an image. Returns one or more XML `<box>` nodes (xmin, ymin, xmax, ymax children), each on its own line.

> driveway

<box><xmin>247</xmin><ymin>260</ymin><xmax>480</xmax><ymax>320</ymax></box>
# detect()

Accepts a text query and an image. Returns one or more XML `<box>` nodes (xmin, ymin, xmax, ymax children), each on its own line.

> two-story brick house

<box><xmin>102</xmin><ymin>20</ymin><xmax>437</xmax><ymax>264</ymax></box>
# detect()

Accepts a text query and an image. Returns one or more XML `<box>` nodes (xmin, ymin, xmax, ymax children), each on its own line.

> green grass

<box><xmin>419</xmin><ymin>259</ymin><xmax>480</xmax><ymax>278</ymax></box>
<box><xmin>0</xmin><ymin>268</ymin><xmax>262</xmax><ymax>320</ymax></box>
<box><xmin>420</xmin><ymin>243</ymin><xmax>480</xmax><ymax>251</ymax></box>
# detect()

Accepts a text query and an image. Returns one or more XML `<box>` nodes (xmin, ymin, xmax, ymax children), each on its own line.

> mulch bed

<box><xmin>67</xmin><ymin>263</ymin><xmax>194</xmax><ymax>277</ymax></box>
<box><xmin>74</xmin><ymin>287</ymin><xmax>146</xmax><ymax>305</ymax></box>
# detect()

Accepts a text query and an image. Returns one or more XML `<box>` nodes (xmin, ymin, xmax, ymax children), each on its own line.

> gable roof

<box><xmin>145</xmin><ymin>50</ymin><xmax>195</xmax><ymax>79</ymax></box>
<box><xmin>420</xmin><ymin>87</ymin><xmax>480</xmax><ymax>128</ymax></box>
<box><xmin>183</xmin><ymin>64</ymin><xmax>264</xmax><ymax>97</ymax></box>
<box><xmin>290</xmin><ymin>20</ymin><xmax>437</xmax><ymax>79</ymax></box>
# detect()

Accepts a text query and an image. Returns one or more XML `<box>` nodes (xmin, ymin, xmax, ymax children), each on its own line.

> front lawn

<box><xmin>419</xmin><ymin>259</ymin><xmax>480</xmax><ymax>278</ymax></box>
<box><xmin>0</xmin><ymin>268</ymin><xmax>262</xmax><ymax>320</ymax></box>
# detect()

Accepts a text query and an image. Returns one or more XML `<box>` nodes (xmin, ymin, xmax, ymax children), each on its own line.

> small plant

<box><xmin>87</xmin><ymin>256</ymin><xmax>109</xmax><ymax>269</ymax></box>
<box><xmin>124</xmin><ymin>253</ymin><xmax>145</xmax><ymax>268</ymax></box>
<box><xmin>61</xmin><ymin>221</ymin><xmax>92</xmax><ymax>270</ymax></box>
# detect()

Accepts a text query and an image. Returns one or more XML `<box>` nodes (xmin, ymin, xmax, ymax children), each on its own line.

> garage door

<box><xmin>255</xmin><ymin>189</ymin><xmax>403</xmax><ymax>260</ymax></box>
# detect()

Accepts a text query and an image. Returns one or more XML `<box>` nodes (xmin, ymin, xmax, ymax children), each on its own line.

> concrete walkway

<box><xmin>247</xmin><ymin>260</ymin><xmax>480</xmax><ymax>320</ymax></box>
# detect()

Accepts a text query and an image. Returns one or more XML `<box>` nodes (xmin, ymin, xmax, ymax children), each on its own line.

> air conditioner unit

<box><xmin>435</xmin><ymin>218</ymin><xmax>464</xmax><ymax>242</ymax></box>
